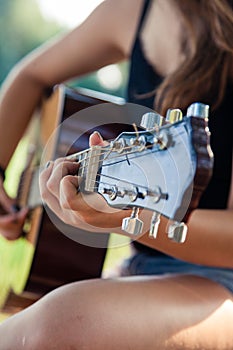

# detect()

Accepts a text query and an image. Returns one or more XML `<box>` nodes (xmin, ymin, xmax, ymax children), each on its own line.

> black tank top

<box><xmin>127</xmin><ymin>0</ymin><xmax>233</xmax><ymax>255</ymax></box>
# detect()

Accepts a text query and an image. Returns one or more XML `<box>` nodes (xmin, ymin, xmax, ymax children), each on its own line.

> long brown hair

<box><xmin>154</xmin><ymin>0</ymin><xmax>233</xmax><ymax>115</ymax></box>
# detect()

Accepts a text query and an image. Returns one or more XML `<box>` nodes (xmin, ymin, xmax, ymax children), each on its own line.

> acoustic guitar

<box><xmin>1</xmin><ymin>84</ymin><xmax>129</xmax><ymax>314</ymax></box>
<box><xmin>1</xmin><ymin>86</ymin><xmax>213</xmax><ymax>315</ymax></box>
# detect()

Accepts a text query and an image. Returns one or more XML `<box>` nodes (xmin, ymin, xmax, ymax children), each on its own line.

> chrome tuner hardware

<box><xmin>149</xmin><ymin>212</ymin><xmax>161</xmax><ymax>239</ymax></box>
<box><xmin>122</xmin><ymin>207</ymin><xmax>143</xmax><ymax>235</ymax></box>
<box><xmin>167</xmin><ymin>221</ymin><xmax>187</xmax><ymax>243</ymax></box>
<box><xmin>110</xmin><ymin>138</ymin><xmax>127</xmax><ymax>153</ymax></box>
<box><xmin>156</xmin><ymin>130</ymin><xmax>170</xmax><ymax>150</ymax></box>
<box><xmin>140</xmin><ymin>112</ymin><xmax>164</xmax><ymax>130</ymax></box>
<box><xmin>101</xmin><ymin>186</ymin><xmax>118</xmax><ymax>200</ymax></box>
<box><xmin>187</xmin><ymin>103</ymin><xmax>209</xmax><ymax>119</ymax></box>
<box><xmin>166</xmin><ymin>108</ymin><xmax>183</xmax><ymax>124</ymax></box>
<box><xmin>130</xmin><ymin>135</ymin><xmax>146</xmax><ymax>151</ymax></box>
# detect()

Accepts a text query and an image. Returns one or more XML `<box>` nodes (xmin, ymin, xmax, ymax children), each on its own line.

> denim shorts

<box><xmin>122</xmin><ymin>253</ymin><xmax>233</xmax><ymax>294</ymax></box>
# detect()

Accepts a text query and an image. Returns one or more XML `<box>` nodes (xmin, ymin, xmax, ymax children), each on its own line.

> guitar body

<box><xmin>2</xmin><ymin>85</ymin><xmax>129</xmax><ymax>313</ymax></box>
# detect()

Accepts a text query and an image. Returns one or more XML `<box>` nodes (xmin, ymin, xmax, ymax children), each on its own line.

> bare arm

<box><xmin>0</xmin><ymin>0</ymin><xmax>143</xmax><ymax>239</ymax></box>
<box><xmin>137</xmin><ymin>208</ymin><xmax>233</xmax><ymax>268</ymax></box>
<box><xmin>0</xmin><ymin>0</ymin><xmax>143</xmax><ymax>168</ymax></box>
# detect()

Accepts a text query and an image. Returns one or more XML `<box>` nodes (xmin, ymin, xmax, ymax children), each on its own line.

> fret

<box><xmin>68</xmin><ymin>147</ymin><xmax>106</xmax><ymax>192</ymax></box>
<box><xmin>83</xmin><ymin>146</ymin><xmax>105</xmax><ymax>192</ymax></box>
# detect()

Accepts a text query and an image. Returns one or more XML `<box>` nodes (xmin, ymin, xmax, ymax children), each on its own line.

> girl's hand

<box><xmin>0</xmin><ymin>178</ymin><xmax>28</xmax><ymax>240</ymax></box>
<box><xmin>39</xmin><ymin>132</ymin><xmax>127</xmax><ymax>232</ymax></box>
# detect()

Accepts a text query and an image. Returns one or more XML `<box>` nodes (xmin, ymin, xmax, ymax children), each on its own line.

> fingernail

<box><xmin>92</xmin><ymin>131</ymin><xmax>103</xmax><ymax>139</ymax></box>
<box><xmin>11</xmin><ymin>204</ymin><xmax>21</xmax><ymax>213</ymax></box>
<box><xmin>45</xmin><ymin>161</ymin><xmax>51</xmax><ymax>168</ymax></box>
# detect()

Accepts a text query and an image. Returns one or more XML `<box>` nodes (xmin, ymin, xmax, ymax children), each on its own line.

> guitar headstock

<box><xmin>78</xmin><ymin>102</ymin><xmax>213</xmax><ymax>243</ymax></box>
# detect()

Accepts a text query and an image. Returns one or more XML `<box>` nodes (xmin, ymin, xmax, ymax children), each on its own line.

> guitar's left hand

<box><xmin>0</xmin><ymin>177</ymin><xmax>29</xmax><ymax>240</ymax></box>
<box><xmin>39</xmin><ymin>132</ymin><xmax>129</xmax><ymax>232</ymax></box>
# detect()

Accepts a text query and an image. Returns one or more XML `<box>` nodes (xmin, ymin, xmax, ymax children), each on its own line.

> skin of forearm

<box><xmin>77</xmin><ymin>194</ymin><xmax>233</xmax><ymax>268</ymax></box>
<box><xmin>0</xmin><ymin>65</ymin><xmax>46</xmax><ymax>168</ymax></box>
<box><xmin>136</xmin><ymin>208</ymin><xmax>233</xmax><ymax>268</ymax></box>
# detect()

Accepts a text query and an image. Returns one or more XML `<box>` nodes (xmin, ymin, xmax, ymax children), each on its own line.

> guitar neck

<box><xmin>69</xmin><ymin>146</ymin><xmax>107</xmax><ymax>193</ymax></box>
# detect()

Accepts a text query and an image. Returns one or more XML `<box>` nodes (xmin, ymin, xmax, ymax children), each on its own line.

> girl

<box><xmin>0</xmin><ymin>1</ymin><xmax>233</xmax><ymax>348</ymax></box>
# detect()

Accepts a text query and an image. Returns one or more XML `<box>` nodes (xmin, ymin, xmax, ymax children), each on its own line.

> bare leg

<box><xmin>0</xmin><ymin>275</ymin><xmax>233</xmax><ymax>350</ymax></box>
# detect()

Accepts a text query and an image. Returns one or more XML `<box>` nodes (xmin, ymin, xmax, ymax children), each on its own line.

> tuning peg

<box><xmin>110</xmin><ymin>138</ymin><xmax>127</xmax><ymax>153</ymax></box>
<box><xmin>165</xmin><ymin>108</ymin><xmax>183</xmax><ymax>123</ymax></box>
<box><xmin>167</xmin><ymin>221</ymin><xmax>187</xmax><ymax>243</ymax></box>
<box><xmin>122</xmin><ymin>207</ymin><xmax>143</xmax><ymax>235</ymax></box>
<box><xmin>140</xmin><ymin>112</ymin><xmax>164</xmax><ymax>130</ymax></box>
<box><xmin>187</xmin><ymin>103</ymin><xmax>209</xmax><ymax>119</ymax></box>
<box><xmin>149</xmin><ymin>212</ymin><xmax>161</xmax><ymax>239</ymax></box>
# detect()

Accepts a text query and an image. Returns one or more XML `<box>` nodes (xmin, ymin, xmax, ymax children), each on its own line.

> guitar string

<box><xmin>79</xmin><ymin>147</ymin><xmax>163</xmax><ymax>172</ymax></box>
<box><xmin>68</xmin><ymin>143</ymin><xmax>144</xmax><ymax>164</ymax></box>
<box><xmin>78</xmin><ymin>177</ymin><xmax>167</xmax><ymax>206</ymax></box>
<box><xmin>17</xmin><ymin>144</ymin><xmax>161</xmax><ymax>202</ymax></box>
<box><xmin>72</xmin><ymin>121</ymin><xmax>188</xmax><ymax>172</ymax></box>
<box><xmin>66</xmin><ymin>120</ymin><xmax>180</xmax><ymax>171</ymax></box>
<box><xmin>84</xmin><ymin>173</ymin><xmax>157</xmax><ymax>192</ymax></box>
<box><xmin>71</xmin><ymin>124</ymin><xmax>190</xmax><ymax>174</ymax></box>
<box><xmin>71</xmin><ymin>143</ymin><xmax>162</xmax><ymax>174</ymax></box>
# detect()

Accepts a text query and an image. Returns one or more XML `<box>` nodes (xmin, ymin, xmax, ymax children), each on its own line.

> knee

<box><xmin>22</xmin><ymin>282</ymin><xmax>103</xmax><ymax>349</ymax></box>
<box><xmin>1</xmin><ymin>280</ymin><xmax>109</xmax><ymax>349</ymax></box>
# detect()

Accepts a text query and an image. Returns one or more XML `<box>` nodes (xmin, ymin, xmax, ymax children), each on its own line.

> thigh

<box><xmin>1</xmin><ymin>275</ymin><xmax>233</xmax><ymax>350</ymax></box>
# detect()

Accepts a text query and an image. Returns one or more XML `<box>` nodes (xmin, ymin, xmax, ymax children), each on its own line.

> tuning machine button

<box><xmin>122</xmin><ymin>207</ymin><xmax>143</xmax><ymax>235</ymax></box>
<box><xmin>187</xmin><ymin>103</ymin><xmax>209</xmax><ymax>119</ymax></box>
<box><xmin>149</xmin><ymin>212</ymin><xmax>161</xmax><ymax>239</ymax></box>
<box><xmin>140</xmin><ymin>112</ymin><xmax>164</xmax><ymax>130</ymax></box>
<box><xmin>166</xmin><ymin>108</ymin><xmax>183</xmax><ymax>123</ymax></box>
<box><xmin>167</xmin><ymin>221</ymin><xmax>187</xmax><ymax>243</ymax></box>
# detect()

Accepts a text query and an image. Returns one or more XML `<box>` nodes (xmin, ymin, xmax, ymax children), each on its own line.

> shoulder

<box><xmin>88</xmin><ymin>0</ymin><xmax>145</xmax><ymax>58</ymax></box>
<box><xmin>17</xmin><ymin>0</ymin><xmax>146</xmax><ymax>85</ymax></box>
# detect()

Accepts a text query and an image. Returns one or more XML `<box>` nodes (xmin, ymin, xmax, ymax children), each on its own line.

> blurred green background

<box><xmin>0</xmin><ymin>0</ymin><xmax>131</xmax><ymax>322</ymax></box>
<box><xmin>0</xmin><ymin>0</ymin><xmax>129</xmax><ymax>95</ymax></box>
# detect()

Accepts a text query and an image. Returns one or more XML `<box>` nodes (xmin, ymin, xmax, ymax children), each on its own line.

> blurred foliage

<box><xmin>0</xmin><ymin>0</ymin><xmax>64</xmax><ymax>83</ymax></box>
<box><xmin>70</xmin><ymin>61</ymin><xmax>129</xmax><ymax>98</ymax></box>
<box><xmin>0</xmin><ymin>0</ymin><xmax>128</xmax><ymax>97</ymax></box>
